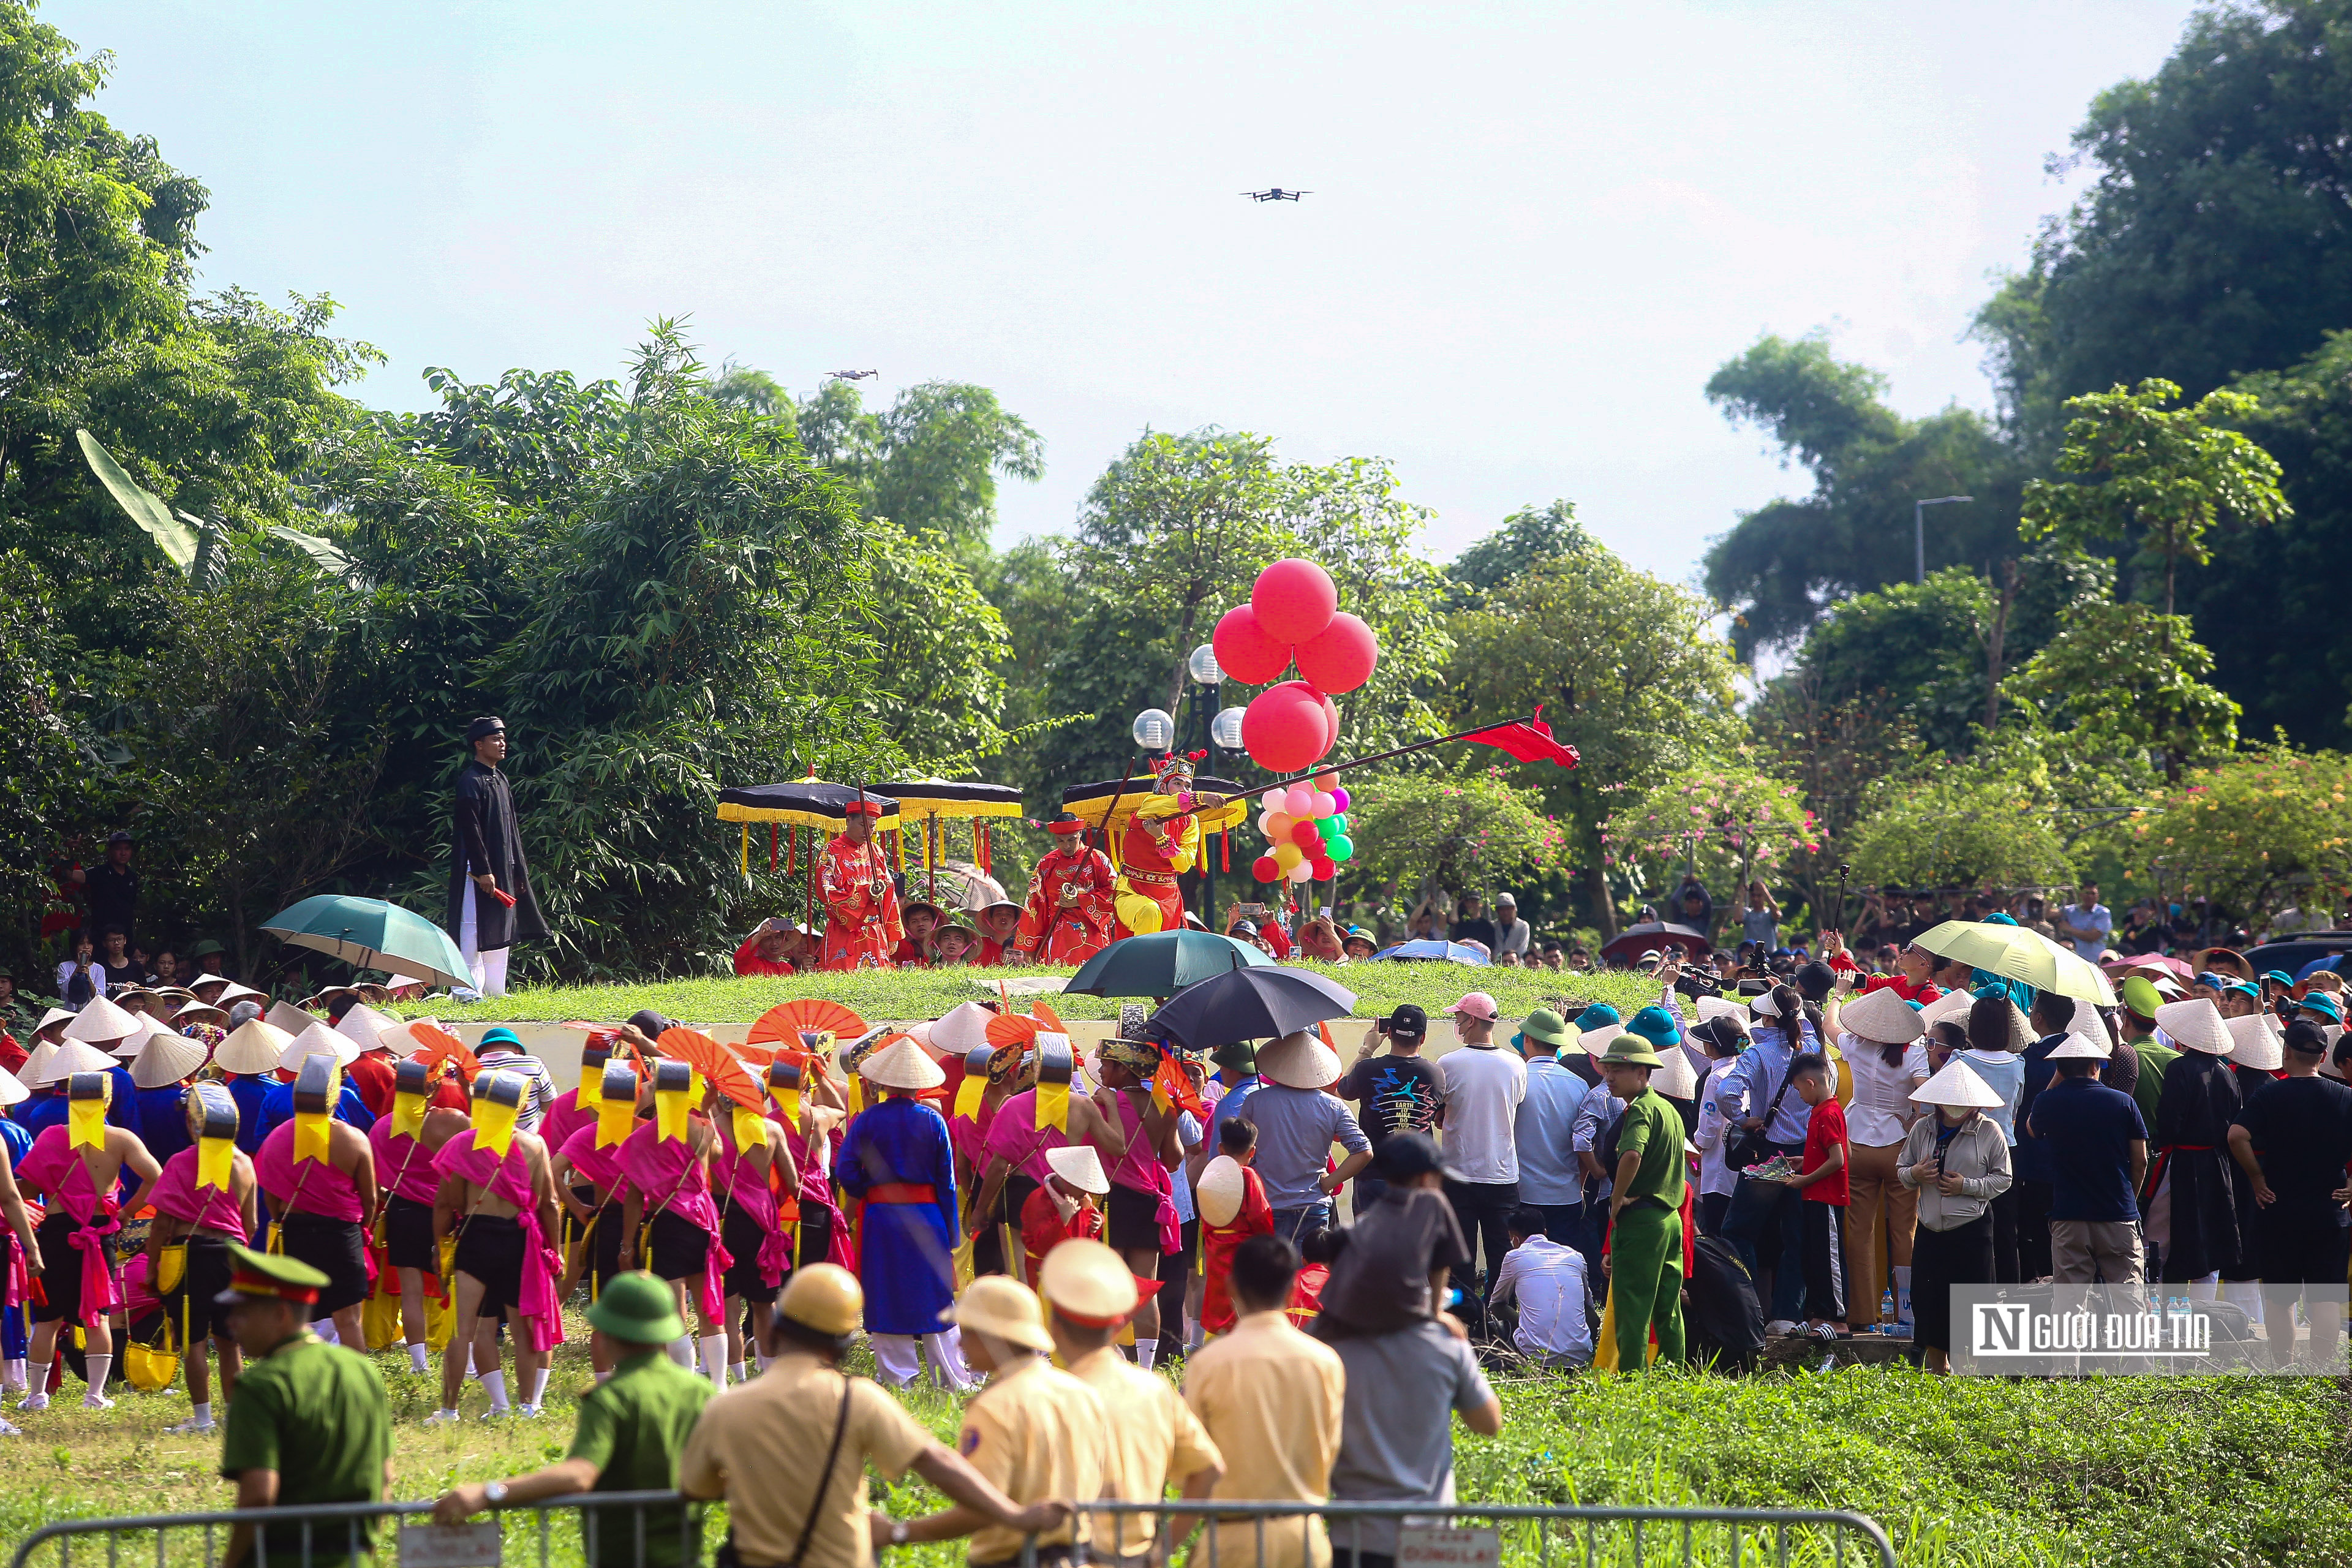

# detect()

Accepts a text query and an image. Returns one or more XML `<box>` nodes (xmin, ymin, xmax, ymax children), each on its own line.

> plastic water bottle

<box><xmin>1880</xmin><ymin>1288</ymin><xmax>1896</xmax><ymax>1329</ymax></box>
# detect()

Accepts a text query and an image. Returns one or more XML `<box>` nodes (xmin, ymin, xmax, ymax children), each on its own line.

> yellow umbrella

<box><xmin>1909</xmin><ymin>920</ymin><xmax>2117</xmax><ymax>1006</ymax></box>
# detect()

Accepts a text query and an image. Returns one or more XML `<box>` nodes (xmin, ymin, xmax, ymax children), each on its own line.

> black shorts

<box><xmin>385</xmin><ymin>1193</ymin><xmax>439</xmax><ymax>1272</ymax></box>
<box><xmin>31</xmin><ymin>1212</ymin><xmax>110</xmax><ymax>1325</ymax></box>
<box><xmin>161</xmin><ymin>1232</ymin><xmax>239</xmax><ymax>1341</ymax></box>
<box><xmin>453</xmin><ymin>1213</ymin><xmax>527</xmax><ymax>1317</ymax></box>
<box><xmin>786</xmin><ymin>1206</ymin><xmax>833</xmax><ymax>1279</ymax></box>
<box><xmin>1106</xmin><ymin>1183</ymin><xmax>1171</xmax><ymax>1254</ymax></box>
<box><xmin>277</xmin><ymin>1212</ymin><xmax>369</xmax><ymax>1319</ymax></box>
<box><xmin>585</xmin><ymin>1202</ymin><xmax>626</xmax><ymax>1298</ymax></box>
<box><xmin>647</xmin><ymin>1209</ymin><xmax>709</xmax><ymax>1285</ymax></box>
<box><xmin>720</xmin><ymin>1203</ymin><xmax>778</xmax><ymax>1305</ymax></box>
<box><xmin>1162</xmin><ymin>1217</ymin><xmax>1200</xmax><ymax>1282</ymax></box>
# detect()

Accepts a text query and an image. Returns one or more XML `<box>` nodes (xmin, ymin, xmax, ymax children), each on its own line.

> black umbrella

<box><xmin>1144</xmin><ymin>966</ymin><xmax>1357</xmax><ymax>1051</ymax></box>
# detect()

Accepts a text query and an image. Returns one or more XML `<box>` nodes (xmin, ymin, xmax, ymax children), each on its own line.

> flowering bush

<box><xmin>1600</xmin><ymin>761</ymin><xmax>1815</xmax><ymax>897</ymax></box>
<box><xmin>2117</xmin><ymin>747</ymin><xmax>2352</xmax><ymax>921</ymax></box>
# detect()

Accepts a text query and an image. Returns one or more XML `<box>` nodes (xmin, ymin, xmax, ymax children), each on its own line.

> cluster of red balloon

<box><xmin>1212</xmin><ymin>558</ymin><xmax>1380</xmax><ymax>775</ymax></box>
<box><xmin>1210</xmin><ymin>557</ymin><xmax>1381</xmax><ymax>889</ymax></box>
<box><xmin>1250</xmin><ymin>776</ymin><xmax>1353</xmax><ymax>886</ymax></box>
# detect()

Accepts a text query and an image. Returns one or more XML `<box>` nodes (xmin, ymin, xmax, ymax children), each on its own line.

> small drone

<box><xmin>1242</xmin><ymin>189</ymin><xmax>1310</xmax><ymax>203</ymax></box>
<box><xmin>827</xmin><ymin>369</ymin><xmax>878</xmax><ymax>381</ymax></box>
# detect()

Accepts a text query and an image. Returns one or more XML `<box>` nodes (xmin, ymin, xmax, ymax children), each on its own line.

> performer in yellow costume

<box><xmin>1114</xmin><ymin>751</ymin><xmax>1210</xmax><ymax>938</ymax></box>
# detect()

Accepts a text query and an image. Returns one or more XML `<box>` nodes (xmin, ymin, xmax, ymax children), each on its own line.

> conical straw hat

<box><xmin>214</xmin><ymin>1019</ymin><xmax>294</xmax><ymax>1076</ymax></box>
<box><xmin>1197</xmin><ymin>1155</ymin><xmax>1248</xmax><ymax>1227</ymax></box>
<box><xmin>1910</xmin><ymin>1057</ymin><xmax>2003</xmax><ymax>1109</ymax></box>
<box><xmin>62</xmin><ymin>994</ymin><xmax>140</xmax><ymax>1044</ymax></box>
<box><xmin>335</xmin><ymin>1003</ymin><xmax>398</xmax><ymax>1051</ymax></box>
<box><xmin>265</xmin><ymin>1001</ymin><xmax>317</xmax><ymax>1038</ymax></box>
<box><xmin>0</xmin><ymin>1064</ymin><xmax>26</xmax><ymax>1107</ymax></box>
<box><xmin>859</xmin><ymin>1036</ymin><xmax>945</xmax><ymax>1091</ymax></box>
<box><xmin>279</xmin><ymin>1020</ymin><xmax>358</xmax><ymax>1072</ymax></box>
<box><xmin>927</xmin><ymin>1002</ymin><xmax>995</xmax><ymax>1056</ymax></box>
<box><xmin>1840</xmin><ymin>987</ymin><xmax>1924</xmax><ymax>1046</ymax></box>
<box><xmin>131</xmin><ymin>1030</ymin><xmax>209</xmax><ymax>1089</ymax></box>
<box><xmin>2156</xmin><ymin>998</ymin><xmax>2233</xmax><ymax>1056</ymax></box>
<box><xmin>1651</xmin><ymin>1043</ymin><xmax>1699</xmax><ymax>1099</ymax></box>
<box><xmin>2226</xmin><ymin>1011</ymin><xmax>2284</xmax><ymax>1072</ymax></box>
<box><xmin>1044</xmin><ymin>1143</ymin><xmax>1109</xmax><ymax>1195</ymax></box>
<box><xmin>32</xmin><ymin>1039</ymin><xmax>118</xmax><ymax>1085</ymax></box>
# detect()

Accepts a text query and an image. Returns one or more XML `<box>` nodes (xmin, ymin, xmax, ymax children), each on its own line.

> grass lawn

<box><xmin>396</xmin><ymin>963</ymin><xmax>1665</xmax><ymax>1028</ymax></box>
<box><xmin>4</xmin><ymin>1318</ymin><xmax>2345</xmax><ymax>1567</ymax></box>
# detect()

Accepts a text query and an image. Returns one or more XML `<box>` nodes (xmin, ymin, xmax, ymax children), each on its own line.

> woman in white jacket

<box><xmin>1898</xmin><ymin>1058</ymin><xmax>2015</xmax><ymax>1374</ymax></box>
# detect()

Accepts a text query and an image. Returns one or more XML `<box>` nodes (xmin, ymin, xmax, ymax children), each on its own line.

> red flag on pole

<box><xmin>1459</xmin><ymin>706</ymin><xmax>1580</xmax><ymax>769</ymax></box>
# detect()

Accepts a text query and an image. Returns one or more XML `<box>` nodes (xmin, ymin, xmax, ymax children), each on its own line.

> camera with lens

<box><xmin>1672</xmin><ymin>967</ymin><xmax>1724</xmax><ymax>1000</ymax></box>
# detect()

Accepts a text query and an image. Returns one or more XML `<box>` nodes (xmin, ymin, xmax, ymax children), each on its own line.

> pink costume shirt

<box><xmin>619</xmin><ymin>1121</ymin><xmax>733</xmax><ymax>1320</ymax></box>
<box><xmin>151</xmin><ymin>1147</ymin><xmax>250</xmax><ymax>1240</ymax></box>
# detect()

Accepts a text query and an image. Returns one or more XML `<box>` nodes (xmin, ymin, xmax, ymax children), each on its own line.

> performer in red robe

<box><xmin>818</xmin><ymin>802</ymin><xmax>903</xmax><ymax>971</ymax></box>
<box><xmin>1014</xmin><ymin>818</ymin><xmax>1118</xmax><ymax>964</ymax></box>
<box><xmin>1114</xmin><ymin>752</ymin><xmax>1207</xmax><ymax>940</ymax></box>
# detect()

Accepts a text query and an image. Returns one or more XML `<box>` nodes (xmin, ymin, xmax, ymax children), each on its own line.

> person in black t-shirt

<box><xmin>74</xmin><ymin>832</ymin><xmax>140</xmax><ymax>948</ymax></box>
<box><xmin>2230</xmin><ymin>1020</ymin><xmax>2352</xmax><ymax>1366</ymax></box>
<box><xmin>1447</xmin><ymin>895</ymin><xmax>1499</xmax><ymax>953</ymax></box>
<box><xmin>1338</xmin><ymin>1005</ymin><xmax>1446</xmax><ymax>1205</ymax></box>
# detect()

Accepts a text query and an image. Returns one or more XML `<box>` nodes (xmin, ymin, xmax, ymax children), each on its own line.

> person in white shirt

<box><xmin>1836</xmin><ymin>988</ymin><xmax>1932</xmax><ymax>1331</ymax></box>
<box><xmin>1689</xmin><ymin>1015</ymin><xmax>1750</xmax><ymax>1238</ymax></box>
<box><xmin>1488</xmin><ymin>1207</ymin><xmax>1593</xmax><ymax>1368</ymax></box>
<box><xmin>1436</xmin><ymin>991</ymin><xmax>1526</xmax><ymax>1336</ymax></box>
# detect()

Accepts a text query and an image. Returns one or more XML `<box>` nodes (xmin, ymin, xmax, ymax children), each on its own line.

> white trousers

<box><xmin>458</xmin><ymin>884</ymin><xmax>511</xmax><ymax>997</ymax></box>
<box><xmin>869</xmin><ymin>1330</ymin><xmax>974</xmax><ymax>1390</ymax></box>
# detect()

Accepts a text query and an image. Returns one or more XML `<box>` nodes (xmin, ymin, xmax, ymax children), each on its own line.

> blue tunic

<box><xmin>137</xmin><ymin>1085</ymin><xmax>194</xmax><ymax>1167</ymax></box>
<box><xmin>226</xmin><ymin>1076</ymin><xmax>274</xmax><ymax>1153</ymax></box>
<box><xmin>835</xmin><ymin>1096</ymin><xmax>961</xmax><ymax>1336</ymax></box>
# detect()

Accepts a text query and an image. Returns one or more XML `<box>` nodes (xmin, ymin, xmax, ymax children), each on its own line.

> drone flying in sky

<box><xmin>827</xmin><ymin>369</ymin><xmax>878</xmax><ymax>381</ymax></box>
<box><xmin>1242</xmin><ymin>188</ymin><xmax>1310</xmax><ymax>202</ymax></box>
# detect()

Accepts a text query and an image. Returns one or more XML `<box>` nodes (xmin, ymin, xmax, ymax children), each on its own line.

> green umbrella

<box><xmin>260</xmin><ymin>895</ymin><xmax>473</xmax><ymax>990</ymax></box>
<box><xmin>1064</xmin><ymin>930</ymin><xmax>1273</xmax><ymax>998</ymax></box>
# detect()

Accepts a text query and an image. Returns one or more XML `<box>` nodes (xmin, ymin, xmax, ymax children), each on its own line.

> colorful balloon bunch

<box><xmin>1251</xmin><ymin>774</ymin><xmax>1355</xmax><ymax>885</ymax></box>
<box><xmin>1214</xmin><ymin>559</ymin><xmax>1380</xmax><ymax>775</ymax></box>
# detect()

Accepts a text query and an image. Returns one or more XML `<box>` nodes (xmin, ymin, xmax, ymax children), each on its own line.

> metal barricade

<box><xmin>1032</xmin><ymin>1499</ymin><xmax>1900</xmax><ymax>1568</ymax></box>
<box><xmin>7</xmin><ymin>1491</ymin><xmax>706</xmax><ymax>1568</ymax></box>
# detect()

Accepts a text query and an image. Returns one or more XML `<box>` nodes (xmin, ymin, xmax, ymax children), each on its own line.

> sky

<box><xmin>54</xmin><ymin>0</ymin><xmax>2206</xmax><ymax>587</ymax></box>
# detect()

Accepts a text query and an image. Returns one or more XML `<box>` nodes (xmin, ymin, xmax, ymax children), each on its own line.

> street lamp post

<box><xmin>1913</xmin><ymin>496</ymin><xmax>1975</xmax><ymax>583</ymax></box>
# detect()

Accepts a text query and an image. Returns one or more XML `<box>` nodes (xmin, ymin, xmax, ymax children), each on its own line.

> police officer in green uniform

<box><xmin>216</xmin><ymin>1245</ymin><xmax>393</xmax><ymax>1568</ymax></box>
<box><xmin>434</xmin><ymin>1271</ymin><xmax>714</xmax><ymax>1567</ymax></box>
<box><xmin>1600</xmin><ymin>1033</ymin><xmax>1688</xmax><ymax>1370</ymax></box>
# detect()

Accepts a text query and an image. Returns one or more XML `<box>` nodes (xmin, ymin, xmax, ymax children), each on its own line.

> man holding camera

<box><xmin>1338</xmin><ymin>1005</ymin><xmax>1445</xmax><ymax>1207</ymax></box>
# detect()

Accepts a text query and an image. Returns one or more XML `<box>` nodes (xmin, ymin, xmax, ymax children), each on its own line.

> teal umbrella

<box><xmin>1064</xmin><ymin>930</ymin><xmax>1273</xmax><ymax>998</ymax></box>
<box><xmin>260</xmin><ymin>895</ymin><xmax>473</xmax><ymax>990</ymax></box>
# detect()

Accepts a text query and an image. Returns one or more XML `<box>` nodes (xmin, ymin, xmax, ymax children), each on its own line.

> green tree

<box><xmin>1446</xmin><ymin>500</ymin><xmax>1589</xmax><ymax>607</ymax></box>
<box><xmin>1344</xmin><ymin>769</ymin><xmax>1563</xmax><ymax>913</ymax></box>
<box><xmin>1701</xmin><ymin>333</ymin><xmax>2026</xmax><ymax>654</ymax></box>
<box><xmin>788</xmin><ymin>377</ymin><xmax>1041</xmax><ymax>557</ymax></box>
<box><xmin>0</xmin><ymin>551</ymin><xmax>93</xmax><ymax>954</ymax></box>
<box><xmin>1443</xmin><ymin>546</ymin><xmax>1744</xmax><ymax>936</ymax></box>
<box><xmin>2018</xmin><ymin>378</ymin><xmax>2290</xmax><ymax>619</ymax></box>
<box><xmin>1973</xmin><ymin>2</ymin><xmax>2352</xmax><ymax>445</ymax></box>
<box><xmin>1847</xmin><ymin>768</ymin><xmax>2078</xmax><ymax>894</ymax></box>
<box><xmin>2004</xmin><ymin>601</ymin><xmax>2241</xmax><ymax>776</ymax></box>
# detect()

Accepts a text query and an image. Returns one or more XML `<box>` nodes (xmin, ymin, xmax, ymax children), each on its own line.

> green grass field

<box><xmin>397</xmin><ymin>963</ymin><xmax>1664</xmax><ymax>1028</ymax></box>
<box><xmin>3</xmin><ymin>1316</ymin><xmax>2344</xmax><ymax>1568</ymax></box>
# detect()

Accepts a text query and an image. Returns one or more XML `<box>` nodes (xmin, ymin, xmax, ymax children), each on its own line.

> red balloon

<box><xmin>1252</xmin><ymin>558</ymin><xmax>1338</xmax><ymax>645</ymax></box>
<box><xmin>1295</xmin><ymin>612</ymin><xmax>1378</xmax><ymax>695</ymax></box>
<box><xmin>1310</xmin><ymin>857</ymin><xmax>1336</xmax><ymax>881</ymax></box>
<box><xmin>1289</xmin><ymin>821</ymin><xmax>1321</xmax><ymax>850</ymax></box>
<box><xmin>1213</xmin><ymin>603</ymin><xmax>1291</xmax><ymax>685</ymax></box>
<box><xmin>1251</xmin><ymin>855</ymin><xmax>1281</xmax><ymax>884</ymax></box>
<box><xmin>1242</xmin><ymin>682</ymin><xmax>1329</xmax><ymax>774</ymax></box>
<box><xmin>1316</xmin><ymin>692</ymin><xmax>1341</xmax><ymax>763</ymax></box>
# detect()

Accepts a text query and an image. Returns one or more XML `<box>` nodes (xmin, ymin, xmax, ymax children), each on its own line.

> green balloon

<box><xmin>1325</xmin><ymin>812</ymin><xmax>1349</xmax><ymax>834</ymax></box>
<box><xmin>1327</xmin><ymin>835</ymin><xmax>1354</xmax><ymax>861</ymax></box>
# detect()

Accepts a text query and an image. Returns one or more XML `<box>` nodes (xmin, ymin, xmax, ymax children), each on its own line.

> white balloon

<box><xmin>1287</xmin><ymin>859</ymin><xmax>1315</xmax><ymax>884</ymax></box>
<box><xmin>1259</xmin><ymin>788</ymin><xmax>1287</xmax><ymax>813</ymax></box>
